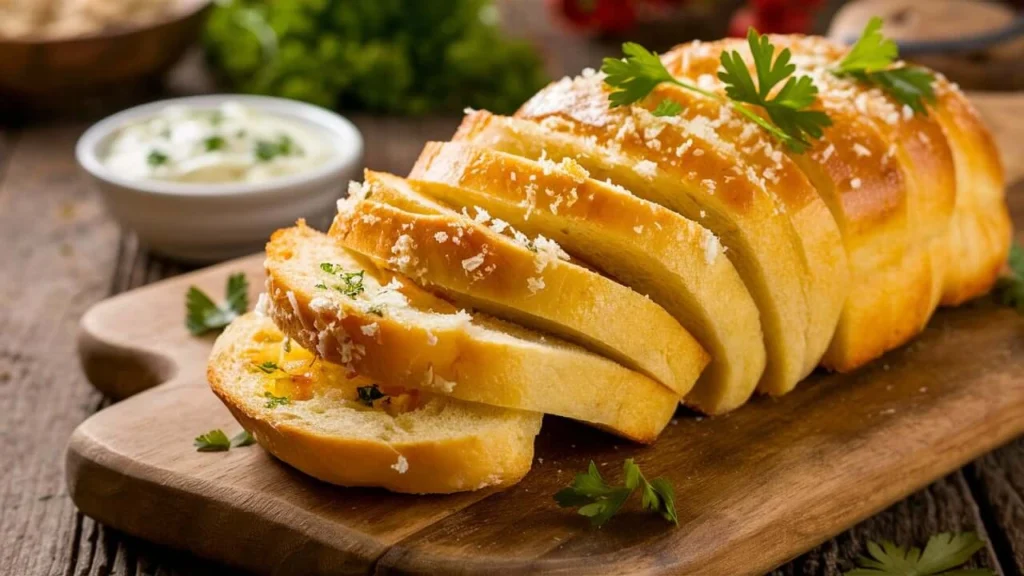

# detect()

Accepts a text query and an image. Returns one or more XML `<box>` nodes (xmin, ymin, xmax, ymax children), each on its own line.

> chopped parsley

<box><xmin>253</xmin><ymin>361</ymin><xmax>280</xmax><ymax>374</ymax></box>
<box><xmin>147</xmin><ymin>149</ymin><xmax>169</xmax><ymax>167</ymax></box>
<box><xmin>319</xmin><ymin>263</ymin><xmax>366</xmax><ymax>297</ymax></box>
<box><xmin>185</xmin><ymin>273</ymin><xmax>249</xmax><ymax>336</ymax></box>
<box><xmin>263</xmin><ymin>391</ymin><xmax>290</xmax><ymax>409</ymax></box>
<box><xmin>357</xmin><ymin>384</ymin><xmax>386</xmax><ymax>406</ymax></box>
<box><xmin>254</xmin><ymin>134</ymin><xmax>300</xmax><ymax>162</ymax></box>
<box><xmin>555</xmin><ymin>459</ymin><xmax>677</xmax><ymax>527</ymax></box>
<box><xmin>204</xmin><ymin>135</ymin><xmax>226</xmax><ymax>151</ymax></box>
<box><xmin>367</xmin><ymin>304</ymin><xmax>386</xmax><ymax>317</ymax></box>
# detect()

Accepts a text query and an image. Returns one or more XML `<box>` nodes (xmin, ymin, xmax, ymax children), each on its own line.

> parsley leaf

<box><xmin>263</xmin><ymin>391</ymin><xmax>290</xmax><ymax>409</ymax></box>
<box><xmin>231</xmin><ymin>430</ymin><xmax>256</xmax><ymax>447</ymax></box>
<box><xmin>367</xmin><ymin>304</ymin><xmax>386</xmax><ymax>317</ymax></box>
<box><xmin>555</xmin><ymin>459</ymin><xmax>677</xmax><ymax>527</ymax></box>
<box><xmin>996</xmin><ymin>241</ymin><xmax>1024</xmax><ymax>314</ymax></box>
<box><xmin>147</xmin><ymin>149</ymin><xmax>169</xmax><ymax>167</ymax></box>
<box><xmin>319</xmin><ymin>263</ymin><xmax>366</xmax><ymax>297</ymax></box>
<box><xmin>845</xmin><ymin>532</ymin><xmax>993</xmax><ymax>575</ymax></box>
<box><xmin>833</xmin><ymin>17</ymin><xmax>937</xmax><ymax>114</ymax></box>
<box><xmin>194</xmin><ymin>429</ymin><xmax>231</xmax><ymax>452</ymax></box>
<box><xmin>602</xmin><ymin>34</ymin><xmax>829</xmax><ymax>152</ymax></box>
<box><xmin>204</xmin><ymin>135</ymin><xmax>226</xmax><ymax>151</ymax></box>
<box><xmin>357</xmin><ymin>384</ymin><xmax>386</xmax><ymax>406</ymax></box>
<box><xmin>652</xmin><ymin>99</ymin><xmax>683</xmax><ymax>117</ymax></box>
<box><xmin>253</xmin><ymin>361</ymin><xmax>280</xmax><ymax>374</ymax></box>
<box><xmin>185</xmin><ymin>273</ymin><xmax>249</xmax><ymax>336</ymax></box>
<box><xmin>835</xmin><ymin>17</ymin><xmax>897</xmax><ymax>74</ymax></box>
<box><xmin>254</xmin><ymin>135</ymin><xmax>300</xmax><ymax>162</ymax></box>
<box><xmin>719</xmin><ymin>28</ymin><xmax>832</xmax><ymax>152</ymax></box>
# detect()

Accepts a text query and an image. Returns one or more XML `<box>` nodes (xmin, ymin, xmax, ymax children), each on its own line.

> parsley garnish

<box><xmin>367</xmin><ymin>304</ymin><xmax>386</xmax><ymax>317</ymax></box>
<box><xmin>147</xmin><ymin>149</ymin><xmax>169</xmax><ymax>167</ymax></box>
<box><xmin>194</xmin><ymin>429</ymin><xmax>256</xmax><ymax>452</ymax></box>
<box><xmin>652</xmin><ymin>99</ymin><xmax>683</xmax><ymax>117</ymax></box>
<box><xmin>185</xmin><ymin>273</ymin><xmax>248</xmax><ymax>335</ymax></box>
<box><xmin>357</xmin><ymin>384</ymin><xmax>386</xmax><ymax>406</ymax></box>
<box><xmin>319</xmin><ymin>263</ymin><xmax>366</xmax><ymax>297</ymax></box>
<box><xmin>204</xmin><ymin>135</ymin><xmax>226</xmax><ymax>151</ymax></box>
<box><xmin>718</xmin><ymin>29</ymin><xmax>832</xmax><ymax>152</ymax></box>
<box><xmin>555</xmin><ymin>459</ymin><xmax>677</xmax><ymax>527</ymax></box>
<box><xmin>263</xmin><ymin>391</ymin><xmax>290</xmax><ymax>409</ymax></box>
<box><xmin>253</xmin><ymin>361</ymin><xmax>280</xmax><ymax>374</ymax></box>
<box><xmin>995</xmin><ymin>241</ymin><xmax>1024</xmax><ymax>314</ymax></box>
<box><xmin>602</xmin><ymin>31</ymin><xmax>828</xmax><ymax>152</ymax></box>
<box><xmin>194</xmin><ymin>429</ymin><xmax>231</xmax><ymax>452</ymax></box>
<box><xmin>845</xmin><ymin>532</ymin><xmax>993</xmax><ymax>575</ymax></box>
<box><xmin>254</xmin><ymin>135</ymin><xmax>299</xmax><ymax>162</ymax></box>
<box><xmin>231</xmin><ymin>430</ymin><xmax>256</xmax><ymax>447</ymax></box>
<box><xmin>833</xmin><ymin>17</ymin><xmax>937</xmax><ymax>114</ymax></box>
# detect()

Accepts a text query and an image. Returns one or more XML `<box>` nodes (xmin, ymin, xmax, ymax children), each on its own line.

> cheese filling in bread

<box><xmin>208</xmin><ymin>313</ymin><xmax>543</xmax><ymax>494</ymax></box>
<box><xmin>330</xmin><ymin>170</ymin><xmax>709</xmax><ymax>396</ymax></box>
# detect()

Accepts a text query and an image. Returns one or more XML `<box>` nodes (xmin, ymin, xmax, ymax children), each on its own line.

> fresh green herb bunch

<box><xmin>203</xmin><ymin>0</ymin><xmax>548</xmax><ymax>115</ymax></box>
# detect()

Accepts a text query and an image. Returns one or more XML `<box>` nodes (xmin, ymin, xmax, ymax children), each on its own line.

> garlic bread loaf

<box><xmin>263</xmin><ymin>222</ymin><xmax>681</xmax><ymax>443</ymax></box>
<box><xmin>409</xmin><ymin>139</ymin><xmax>765</xmax><ymax>413</ymax></box>
<box><xmin>330</xmin><ymin>171</ymin><xmax>709</xmax><ymax>395</ymax></box>
<box><xmin>208</xmin><ymin>313</ymin><xmax>543</xmax><ymax>494</ymax></box>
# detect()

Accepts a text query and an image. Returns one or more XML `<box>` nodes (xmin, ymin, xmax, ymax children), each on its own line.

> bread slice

<box><xmin>330</xmin><ymin>171</ymin><xmax>708</xmax><ymax>396</ymax></box>
<box><xmin>409</xmin><ymin>142</ymin><xmax>765</xmax><ymax>414</ymax></box>
<box><xmin>451</xmin><ymin>109</ymin><xmax>810</xmax><ymax>396</ymax></box>
<box><xmin>263</xmin><ymin>223</ymin><xmax>680</xmax><ymax>443</ymax></box>
<box><xmin>208</xmin><ymin>313</ymin><xmax>543</xmax><ymax>494</ymax></box>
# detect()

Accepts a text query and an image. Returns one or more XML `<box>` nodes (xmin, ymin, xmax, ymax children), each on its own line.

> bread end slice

<box><xmin>208</xmin><ymin>313</ymin><xmax>542</xmax><ymax>494</ymax></box>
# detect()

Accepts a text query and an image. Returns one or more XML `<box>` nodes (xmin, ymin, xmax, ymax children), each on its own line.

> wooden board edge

<box><xmin>64</xmin><ymin>405</ymin><xmax>387</xmax><ymax>575</ymax></box>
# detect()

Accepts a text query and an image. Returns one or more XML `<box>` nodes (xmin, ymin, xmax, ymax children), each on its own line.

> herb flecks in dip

<box><xmin>104</xmin><ymin>102</ymin><xmax>330</xmax><ymax>184</ymax></box>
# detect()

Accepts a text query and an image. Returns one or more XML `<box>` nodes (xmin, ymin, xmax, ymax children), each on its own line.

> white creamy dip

<box><xmin>103</xmin><ymin>101</ymin><xmax>330</xmax><ymax>184</ymax></box>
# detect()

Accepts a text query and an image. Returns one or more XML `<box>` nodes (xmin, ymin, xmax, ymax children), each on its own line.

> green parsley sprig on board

<box><xmin>186</xmin><ymin>273</ymin><xmax>249</xmax><ymax>336</ymax></box>
<box><xmin>995</xmin><ymin>241</ymin><xmax>1024</xmax><ymax>314</ymax></box>
<box><xmin>833</xmin><ymin>17</ymin><xmax>937</xmax><ymax>114</ymax></box>
<box><xmin>845</xmin><ymin>532</ymin><xmax>994</xmax><ymax>575</ymax></box>
<box><xmin>555</xmin><ymin>459</ymin><xmax>677</xmax><ymax>527</ymax></box>
<box><xmin>194</xmin><ymin>429</ymin><xmax>256</xmax><ymax>452</ymax></box>
<box><xmin>602</xmin><ymin>29</ymin><xmax>830</xmax><ymax>152</ymax></box>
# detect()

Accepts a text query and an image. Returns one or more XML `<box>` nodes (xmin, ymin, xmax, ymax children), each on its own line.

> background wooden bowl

<box><xmin>0</xmin><ymin>0</ymin><xmax>211</xmax><ymax>104</ymax></box>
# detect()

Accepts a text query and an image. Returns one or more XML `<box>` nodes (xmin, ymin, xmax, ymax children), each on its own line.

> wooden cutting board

<box><xmin>67</xmin><ymin>95</ymin><xmax>1024</xmax><ymax>576</ymax></box>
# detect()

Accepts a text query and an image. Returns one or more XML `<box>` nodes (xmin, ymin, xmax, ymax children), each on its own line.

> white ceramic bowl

<box><xmin>77</xmin><ymin>94</ymin><xmax>363</xmax><ymax>262</ymax></box>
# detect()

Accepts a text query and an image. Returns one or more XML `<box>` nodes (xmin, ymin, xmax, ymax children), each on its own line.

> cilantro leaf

<box><xmin>231</xmin><ymin>430</ymin><xmax>256</xmax><ymax>447</ymax></box>
<box><xmin>836</xmin><ymin>17</ymin><xmax>897</xmax><ymax>74</ymax></box>
<box><xmin>194</xmin><ymin>429</ymin><xmax>231</xmax><ymax>452</ymax></box>
<box><xmin>833</xmin><ymin>17</ymin><xmax>937</xmax><ymax>114</ymax></box>
<box><xmin>845</xmin><ymin>532</ymin><xmax>993</xmax><ymax>575</ymax></box>
<box><xmin>555</xmin><ymin>459</ymin><xmax>677</xmax><ymax>527</ymax></box>
<box><xmin>357</xmin><ymin>384</ymin><xmax>386</xmax><ymax>406</ymax></box>
<box><xmin>263</xmin><ymin>391</ymin><xmax>290</xmax><ymax>409</ymax></box>
<box><xmin>719</xmin><ymin>28</ymin><xmax>832</xmax><ymax>152</ymax></box>
<box><xmin>652</xmin><ymin>99</ymin><xmax>683</xmax><ymax>117</ymax></box>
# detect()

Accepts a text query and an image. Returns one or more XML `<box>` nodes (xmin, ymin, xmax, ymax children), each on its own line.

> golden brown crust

<box><xmin>264</xmin><ymin>224</ymin><xmax>680</xmax><ymax>443</ymax></box>
<box><xmin>411</xmin><ymin>139</ymin><xmax>766</xmax><ymax>414</ymax></box>
<box><xmin>208</xmin><ymin>314</ymin><xmax>542</xmax><ymax>494</ymax></box>
<box><xmin>330</xmin><ymin>171</ymin><xmax>708</xmax><ymax>395</ymax></box>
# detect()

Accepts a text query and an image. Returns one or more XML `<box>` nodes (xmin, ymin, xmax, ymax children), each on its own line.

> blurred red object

<box><xmin>548</xmin><ymin>0</ymin><xmax>699</xmax><ymax>33</ymax></box>
<box><xmin>729</xmin><ymin>0</ymin><xmax>824</xmax><ymax>36</ymax></box>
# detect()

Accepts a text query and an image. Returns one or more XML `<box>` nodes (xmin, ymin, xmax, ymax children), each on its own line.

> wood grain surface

<box><xmin>58</xmin><ymin>93</ymin><xmax>1024</xmax><ymax>575</ymax></box>
<box><xmin>1</xmin><ymin>2</ymin><xmax>1023</xmax><ymax>572</ymax></box>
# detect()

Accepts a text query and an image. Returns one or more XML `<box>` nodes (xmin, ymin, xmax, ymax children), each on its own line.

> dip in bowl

<box><xmin>77</xmin><ymin>95</ymin><xmax>363</xmax><ymax>262</ymax></box>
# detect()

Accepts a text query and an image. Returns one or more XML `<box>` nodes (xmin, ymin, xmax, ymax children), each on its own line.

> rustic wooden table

<box><xmin>2</xmin><ymin>4</ymin><xmax>1024</xmax><ymax>574</ymax></box>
